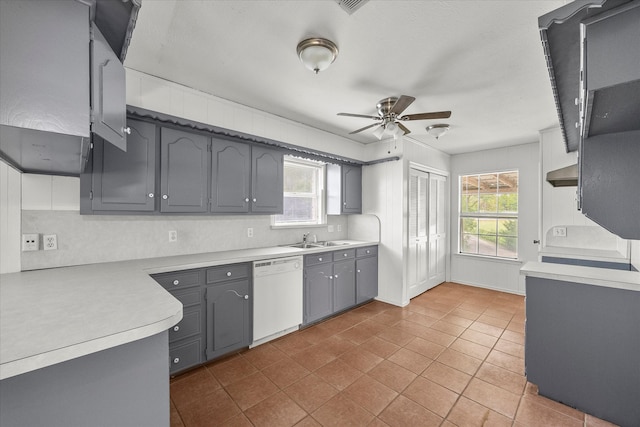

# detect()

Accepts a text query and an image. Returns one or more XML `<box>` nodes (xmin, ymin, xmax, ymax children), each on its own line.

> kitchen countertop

<box><xmin>538</xmin><ymin>246</ymin><xmax>629</xmax><ymax>263</ymax></box>
<box><xmin>0</xmin><ymin>240</ymin><xmax>376</xmax><ymax>380</ymax></box>
<box><xmin>520</xmin><ymin>261</ymin><xmax>640</xmax><ymax>292</ymax></box>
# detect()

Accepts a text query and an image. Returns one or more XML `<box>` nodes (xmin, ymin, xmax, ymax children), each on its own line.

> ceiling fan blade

<box><xmin>349</xmin><ymin>123</ymin><xmax>380</xmax><ymax>134</ymax></box>
<box><xmin>398</xmin><ymin>122</ymin><xmax>411</xmax><ymax>135</ymax></box>
<box><xmin>338</xmin><ymin>112</ymin><xmax>381</xmax><ymax>120</ymax></box>
<box><xmin>390</xmin><ymin>95</ymin><xmax>416</xmax><ymax>115</ymax></box>
<box><xmin>400</xmin><ymin>111</ymin><xmax>452</xmax><ymax>121</ymax></box>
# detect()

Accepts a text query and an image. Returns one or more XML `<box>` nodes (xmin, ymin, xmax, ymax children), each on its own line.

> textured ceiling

<box><xmin>124</xmin><ymin>0</ymin><xmax>566</xmax><ymax>155</ymax></box>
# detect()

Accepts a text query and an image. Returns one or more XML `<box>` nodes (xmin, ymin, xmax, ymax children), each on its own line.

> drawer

<box><xmin>169</xmin><ymin>339</ymin><xmax>202</xmax><ymax>374</ymax></box>
<box><xmin>356</xmin><ymin>246</ymin><xmax>378</xmax><ymax>258</ymax></box>
<box><xmin>206</xmin><ymin>263</ymin><xmax>250</xmax><ymax>284</ymax></box>
<box><xmin>171</xmin><ymin>287</ymin><xmax>201</xmax><ymax>308</ymax></box>
<box><xmin>333</xmin><ymin>248</ymin><xmax>356</xmax><ymax>261</ymax></box>
<box><xmin>169</xmin><ymin>308</ymin><xmax>201</xmax><ymax>343</ymax></box>
<box><xmin>152</xmin><ymin>269</ymin><xmax>201</xmax><ymax>291</ymax></box>
<box><xmin>305</xmin><ymin>253</ymin><xmax>332</xmax><ymax>266</ymax></box>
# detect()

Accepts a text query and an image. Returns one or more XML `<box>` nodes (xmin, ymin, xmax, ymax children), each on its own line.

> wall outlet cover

<box><xmin>43</xmin><ymin>234</ymin><xmax>58</xmax><ymax>250</ymax></box>
<box><xmin>169</xmin><ymin>230</ymin><xmax>178</xmax><ymax>242</ymax></box>
<box><xmin>247</xmin><ymin>228</ymin><xmax>254</xmax><ymax>238</ymax></box>
<box><xmin>553</xmin><ymin>226</ymin><xmax>567</xmax><ymax>237</ymax></box>
<box><xmin>22</xmin><ymin>233</ymin><xmax>39</xmax><ymax>251</ymax></box>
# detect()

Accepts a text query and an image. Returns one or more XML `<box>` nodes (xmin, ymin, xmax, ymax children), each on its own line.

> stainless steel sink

<box><xmin>315</xmin><ymin>241</ymin><xmax>349</xmax><ymax>247</ymax></box>
<box><xmin>286</xmin><ymin>241</ymin><xmax>350</xmax><ymax>249</ymax></box>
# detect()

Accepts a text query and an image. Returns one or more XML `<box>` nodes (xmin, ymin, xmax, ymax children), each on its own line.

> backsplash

<box><xmin>21</xmin><ymin>211</ymin><xmax>348</xmax><ymax>271</ymax></box>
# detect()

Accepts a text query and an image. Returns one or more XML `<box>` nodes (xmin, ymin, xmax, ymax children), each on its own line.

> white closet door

<box><xmin>408</xmin><ymin>168</ymin><xmax>429</xmax><ymax>299</ymax></box>
<box><xmin>428</xmin><ymin>173</ymin><xmax>447</xmax><ymax>288</ymax></box>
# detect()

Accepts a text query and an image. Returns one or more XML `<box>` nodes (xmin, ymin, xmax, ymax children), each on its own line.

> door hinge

<box><xmin>89</xmin><ymin>191</ymin><xmax>93</xmax><ymax>200</ymax></box>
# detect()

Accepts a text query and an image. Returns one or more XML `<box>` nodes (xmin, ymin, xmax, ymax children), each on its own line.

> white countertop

<box><xmin>520</xmin><ymin>261</ymin><xmax>640</xmax><ymax>292</ymax></box>
<box><xmin>538</xmin><ymin>246</ymin><xmax>629</xmax><ymax>262</ymax></box>
<box><xmin>0</xmin><ymin>240</ymin><xmax>376</xmax><ymax>380</ymax></box>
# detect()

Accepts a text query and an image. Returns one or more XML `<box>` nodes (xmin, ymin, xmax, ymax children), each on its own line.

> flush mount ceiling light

<box><xmin>296</xmin><ymin>38</ymin><xmax>338</xmax><ymax>74</ymax></box>
<box><xmin>426</xmin><ymin>124</ymin><xmax>450</xmax><ymax>140</ymax></box>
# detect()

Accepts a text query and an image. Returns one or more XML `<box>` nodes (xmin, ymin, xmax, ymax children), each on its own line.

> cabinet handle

<box><xmin>329</xmin><ymin>275</ymin><xmax>333</xmax><ymax>279</ymax></box>
<box><xmin>123</xmin><ymin>127</ymin><xmax>131</xmax><ymax>135</ymax></box>
<box><xmin>228</xmin><ymin>290</ymin><xmax>247</xmax><ymax>299</ymax></box>
<box><xmin>334</xmin><ymin>274</ymin><xmax>339</xmax><ymax>278</ymax></box>
<box><xmin>162</xmin><ymin>194</ymin><xmax>168</xmax><ymax>200</ymax></box>
<box><xmin>148</xmin><ymin>193</ymin><xmax>154</xmax><ymax>198</ymax></box>
<box><xmin>245</xmin><ymin>198</ymin><xmax>249</xmax><ymax>203</ymax></box>
<box><xmin>318</xmin><ymin>257</ymin><xmax>323</xmax><ymax>261</ymax></box>
<box><xmin>343</xmin><ymin>253</ymin><xmax>348</xmax><ymax>257</ymax></box>
<box><xmin>226</xmin><ymin>271</ymin><xmax>232</xmax><ymax>277</ymax></box>
<box><xmin>366</xmin><ymin>250</ymin><xmax>370</xmax><ymax>254</ymax></box>
<box><xmin>244</xmin><ymin>295</ymin><xmax>249</xmax><ymax>300</ymax></box>
<box><xmin>173</xmin><ymin>280</ymin><xmax>180</xmax><ymax>286</ymax></box>
<box><xmin>173</xmin><ymin>325</ymin><xmax>180</xmax><ymax>332</ymax></box>
<box><xmin>343</xmin><ymin>202</ymin><xmax>347</xmax><ymax>206</ymax></box>
<box><xmin>253</xmin><ymin>198</ymin><xmax>257</xmax><ymax>203</ymax></box>
<box><xmin>357</xmin><ymin>269</ymin><xmax>361</xmax><ymax>273</ymax></box>
<box><xmin>173</xmin><ymin>357</ymin><xmax>180</xmax><ymax>364</ymax></box>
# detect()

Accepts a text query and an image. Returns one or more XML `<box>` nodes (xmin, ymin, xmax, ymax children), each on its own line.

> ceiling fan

<box><xmin>338</xmin><ymin>95</ymin><xmax>451</xmax><ymax>139</ymax></box>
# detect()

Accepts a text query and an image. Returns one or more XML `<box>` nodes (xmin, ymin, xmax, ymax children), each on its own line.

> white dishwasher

<box><xmin>251</xmin><ymin>256</ymin><xmax>303</xmax><ymax>347</ymax></box>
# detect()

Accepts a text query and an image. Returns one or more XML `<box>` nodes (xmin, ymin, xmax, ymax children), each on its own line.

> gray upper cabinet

<box><xmin>327</xmin><ymin>164</ymin><xmax>362</xmax><ymax>215</ymax></box>
<box><xmin>250</xmin><ymin>146</ymin><xmax>284</xmax><ymax>214</ymax></box>
<box><xmin>90</xmin><ymin>25</ymin><xmax>127</xmax><ymax>151</ymax></box>
<box><xmin>90</xmin><ymin>119</ymin><xmax>156</xmax><ymax>212</ymax></box>
<box><xmin>160</xmin><ymin>128</ymin><xmax>210</xmax><ymax>213</ymax></box>
<box><xmin>210</xmin><ymin>138</ymin><xmax>251</xmax><ymax>213</ymax></box>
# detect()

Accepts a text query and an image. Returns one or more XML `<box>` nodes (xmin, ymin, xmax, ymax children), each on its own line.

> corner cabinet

<box><xmin>303</xmin><ymin>245</ymin><xmax>377</xmax><ymax>325</ymax></box>
<box><xmin>88</xmin><ymin>119</ymin><xmax>156</xmax><ymax>212</ymax></box>
<box><xmin>327</xmin><ymin>164</ymin><xmax>362</xmax><ymax>214</ymax></box>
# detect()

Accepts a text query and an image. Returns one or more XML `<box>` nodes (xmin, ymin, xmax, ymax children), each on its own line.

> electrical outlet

<box><xmin>328</xmin><ymin>225</ymin><xmax>334</xmax><ymax>233</ymax></box>
<box><xmin>22</xmin><ymin>234</ymin><xmax>39</xmax><ymax>251</ymax></box>
<box><xmin>247</xmin><ymin>228</ymin><xmax>253</xmax><ymax>238</ymax></box>
<box><xmin>43</xmin><ymin>234</ymin><xmax>58</xmax><ymax>250</ymax></box>
<box><xmin>169</xmin><ymin>230</ymin><xmax>178</xmax><ymax>242</ymax></box>
<box><xmin>552</xmin><ymin>226</ymin><xmax>567</xmax><ymax>237</ymax></box>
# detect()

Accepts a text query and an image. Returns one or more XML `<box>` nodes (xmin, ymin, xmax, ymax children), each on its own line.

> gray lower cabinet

<box><xmin>151</xmin><ymin>268</ymin><xmax>204</xmax><ymax>375</ymax></box>
<box><xmin>356</xmin><ymin>246</ymin><xmax>378</xmax><ymax>304</ymax></box>
<box><xmin>160</xmin><ymin>127</ymin><xmax>210</xmax><ymax>213</ymax></box>
<box><xmin>303</xmin><ymin>246</ymin><xmax>377</xmax><ymax>325</ymax></box>
<box><xmin>204</xmin><ymin>264</ymin><xmax>252</xmax><ymax>360</ymax></box>
<box><xmin>304</xmin><ymin>255</ymin><xmax>334</xmax><ymax>324</ymax></box>
<box><xmin>88</xmin><ymin>119</ymin><xmax>156</xmax><ymax>212</ymax></box>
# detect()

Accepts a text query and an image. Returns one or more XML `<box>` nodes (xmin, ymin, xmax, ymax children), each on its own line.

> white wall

<box><xmin>450</xmin><ymin>142</ymin><xmax>540</xmax><ymax>294</ymax></box>
<box><xmin>0</xmin><ymin>160</ymin><xmax>21</xmax><ymax>273</ymax></box>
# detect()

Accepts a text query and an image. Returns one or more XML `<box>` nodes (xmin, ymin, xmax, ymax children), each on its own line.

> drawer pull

<box><xmin>173</xmin><ymin>280</ymin><xmax>180</xmax><ymax>286</ymax></box>
<box><xmin>173</xmin><ymin>325</ymin><xmax>180</xmax><ymax>332</ymax></box>
<box><xmin>334</xmin><ymin>274</ymin><xmax>339</xmax><ymax>278</ymax></box>
<box><xmin>162</xmin><ymin>194</ymin><xmax>168</xmax><ymax>200</ymax></box>
<box><xmin>226</xmin><ymin>271</ymin><xmax>232</xmax><ymax>277</ymax></box>
<box><xmin>173</xmin><ymin>357</ymin><xmax>180</xmax><ymax>364</ymax></box>
<box><xmin>245</xmin><ymin>198</ymin><xmax>250</xmax><ymax>203</ymax></box>
<box><xmin>318</xmin><ymin>257</ymin><xmax>323</xmax><ymax>261</ymax></box>
<box><xmin>343</xmin><ymin>253</ymin><xmax>348</xmax><ymax>257</ymax></box>
<box><xmin>357</xmin><ymin>269</ymin><xmax>361</xmax><ymax>273</ymax></box>
<box><xmin>366</xmin><ymin>250</ymin><xmax>370</xmax><ymax>254</ymax></box>
<box><xmin>148</xmin><ymin>193</ymin><xmax>154</xmax><ymax>198</ymax></box>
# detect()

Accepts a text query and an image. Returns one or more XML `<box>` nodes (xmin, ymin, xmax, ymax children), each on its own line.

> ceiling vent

<box><xmin>334</xmin><ymin>0</ymin><xmax>369</xmax><ymax>15</ymax></box>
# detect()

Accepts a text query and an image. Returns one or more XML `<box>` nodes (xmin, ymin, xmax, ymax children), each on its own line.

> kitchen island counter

<box><xmin>520</xmin><ymin>260</ymin><xmax>639</xmax><ymax>291</ymax></box>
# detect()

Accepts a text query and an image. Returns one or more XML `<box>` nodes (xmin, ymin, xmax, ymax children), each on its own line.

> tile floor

<box><xmin>169</xmin><ymin>282</ymin><xmax>617</xmax><ymax>427</ymax></box>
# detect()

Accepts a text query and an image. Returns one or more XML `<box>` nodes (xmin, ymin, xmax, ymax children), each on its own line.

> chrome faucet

<box><xmin>302</xmin><ymin>232</ymin><xmax>310</xmax><ymax>243</ymax></box>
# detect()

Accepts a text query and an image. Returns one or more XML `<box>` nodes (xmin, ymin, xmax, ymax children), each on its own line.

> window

<box><xmin>273</xmin><ymin>156</ymin><xmax>325</xmax><ymax>226</ymax></box>
<box><xmin>459</xmin><ymin>171</ymin><xmax>518</xmax><ymax>259</ymax></box>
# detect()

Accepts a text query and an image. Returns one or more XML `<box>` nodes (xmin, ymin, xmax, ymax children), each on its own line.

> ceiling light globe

<box><xmin>297</xmin><ymin>38</ymin><xmax>338</xmax><ymax>74</ymax></box>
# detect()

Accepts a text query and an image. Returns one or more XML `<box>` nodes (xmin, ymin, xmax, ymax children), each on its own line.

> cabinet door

<box><xmin>205</xmin><ymin>280</ymin><xmax>251</xmax><ymax>360</ymax></box>
<box><xmin>342</xmin><ymin>165</ymin><xmax>362</xmax><ymax>214</ymax></box>
<box><xmin>251</xmin><ymin>146</ymin><xmax>283</xmax><ymax>213</ymax></box>
<box><xmin>333</xmin><ymin>260</ymin><xmax>355</xmax><ymax>312</ymax></box>
<box><xmin>304</xmin><ymin>264</ymin><xmax>333</xmax><ymax>324</ymax></box>
<box><xmin>91</xmin><ymin>119</ymin><xmax>156</xmax><ymax>211</ymax></box>
<box><xmin>210</xmin><ymin>138</ymin><xmax>251</xmax><ymax>213</ymax></box>
<box><xmin>160</xmin><ymin>128</ymin><xmax>209</xmax><ymax>213</ymax></box>
<box><xmin>90</xmin><ymin>25</ymin><xmax>127</xmax><ymax>151</ymax></box>
<box><xmin>356</xmin><ymin>256</ymin><xmax>378</xmax><ymax>304</ymax></box>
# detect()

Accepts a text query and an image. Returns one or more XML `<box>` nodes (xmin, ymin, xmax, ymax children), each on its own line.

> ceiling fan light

<box><xmin>372</xmin><ymin>125</ymin><xmax>385</xmax><ymax>139</ymax></box>
<box><xmin>296</xmin><ymin>38</ymin><xmax>338</xmax><ymax>74</ymax></box>
<box><xmin>426</xmin><ymin>124</ymin><xmax>450</xmax><ymax>140</ymax></box>
<box><xmin>385</xmin><ymin>122</ymin><xmax>398</xmax><ymax>134</ymax></box>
